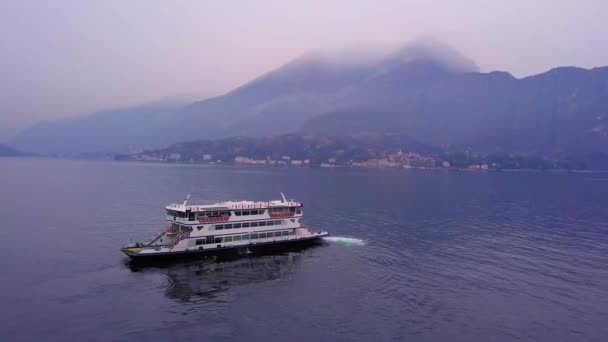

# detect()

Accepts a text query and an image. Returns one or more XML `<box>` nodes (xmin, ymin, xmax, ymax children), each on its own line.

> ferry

<box><xmin>121</xmin><ymin>193</ymin><xmax>328</xmax><ymax>260</ymax></box>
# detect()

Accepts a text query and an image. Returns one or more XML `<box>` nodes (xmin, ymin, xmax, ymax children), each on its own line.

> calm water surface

<box><xmin>1</xmin><ymin>158</ymin><xmax>607</xmax><ymax>341</ymax></box>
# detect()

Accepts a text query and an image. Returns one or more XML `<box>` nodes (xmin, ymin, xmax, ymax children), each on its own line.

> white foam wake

<box><xmin>323</xmin><ymin>236</ymin><xmax>366</xmax><ymax>246</ymax></box>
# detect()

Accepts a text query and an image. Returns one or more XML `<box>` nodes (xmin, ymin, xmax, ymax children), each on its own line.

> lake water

<box><xmin>1</xmin><ymin>158</ymin><xmax>607</xmax><ymax>341</ymax></box>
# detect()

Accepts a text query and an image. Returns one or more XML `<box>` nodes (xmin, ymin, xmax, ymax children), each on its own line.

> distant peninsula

<box><xmin>0</xmin><ymin>144</ymin><xmax>26</xmax><ymax>157</ymax></box>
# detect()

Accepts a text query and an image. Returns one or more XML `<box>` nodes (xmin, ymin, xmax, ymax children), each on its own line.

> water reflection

<box><xmin>125</xmin><ymin>244</ymin><xmax>321</xmax><ymax>305</ymax></box>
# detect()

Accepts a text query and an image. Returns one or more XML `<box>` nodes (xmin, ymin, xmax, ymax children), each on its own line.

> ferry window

<box><xmin>233</xmin><ymin>223</ymin><xmax>241</xmax><ymax>228</ymax></box>
<box><xmin>215</xmin><ymin>237</ymin><xmax>222</xmax><ymax>244</ymax></box>
<box><xmin>243</xmin><ymin>211</ymin><xmax>250</xmax><ymax>216</ymax></box>
<box><xmin>242</xmin><ymin>222</ymin><xmax>250</xmax><ymax>228</ymax></box>
<box><xmin>274</xmin><ymin>220</ymin><xmax>281</xmax><ymax>225</ymax></box>
<box><xmin>241</xmin><ymin>234</ymin><xmax>249</xmax><ymax>240</ymax></box>
<box><xmin>233</xmin><ymin>235</ymin><xmax>242</xmax><ymax>241</ymax></box>
<box><xmin>251</xmin><ymin>222</ymin><xmax>258</xmax><ymax>227</ymax></box>
<box><xmin>282</xmin><ymin>231</ymin><xmax>289</xmax><ymax>236</ymax></box>
<box><xmin>188</xmin><ymin>212</ymin><xmax>195</xmax><ymax>221</ymax></box>
<box><xmin>259</xmin><ymin>210</ymin><xmax>265</xmax><ymax>214</ymax></box>
<box><xmin>206</xmin><ymin>237</ymin><xmax>214</xmax><ymax>244</ymax></box>
<box><xmin>259</xmin><ymin>233</ymin><xmax>266</xmax><ymax>238</ymax></box>
<box><xmin>225</xmin><ymin>224</ymin><xmax>233</xmax><ymax>229</ymax></box>
<box><xmin>266</xmin><ymin>221</ymin><xmax>273</xmax><ymax>226</ymax></box>
<box><xmin>259</xmin><ymin>221</ymin><xmax>266</xmax><ymax>226</ymax></box>
<box><xmin>216</xmin><ymin>224</ymin><xmax>224</xmax><ymax>230</ymax></box>
<box><xmin>224</xmin><ymin>236</ymin><xmax>233</xmax><ymax>242</ymax></box>
<box><xmin>235</xmin><ymin>211</ymin><xmax>241</xmax><ymax>216</ymax></box>
<box><xmin>251</xmin><ymin>233</ymin><xmax>259</xmax><ymax>239</ymax></box>
<box><xmin>196</xmin><ymin>239</ymin><xmax>204</xmax><ymax>245</ymax></box>
<box><xmin>197</xmin><ymin>226</ymin><xmax>204</xmax><ymax>231</ymax></box>
<box><xmin>296</xmin><ymin>209</ymin><xmax>302</xmax><ymax>214</ymax></box>
<box><xmin>274</xmin><ymin>231</ymin><xmax>282</xmax><ymax>237</ymax></box>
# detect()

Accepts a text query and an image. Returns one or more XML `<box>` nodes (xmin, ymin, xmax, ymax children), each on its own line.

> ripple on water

<box><xmin>3</xmin><ymin>160</ymin><xmax>608</xmax><ymax>341</ymax></box>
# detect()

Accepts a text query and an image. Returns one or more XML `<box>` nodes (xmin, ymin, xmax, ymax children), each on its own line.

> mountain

<box><xmin>11</xmin><ymin>39</ymin><xmax>479</xmax><ymax>154</ymax></box>
<box><xmin>11</xmin><ymin>101</ymin><xmax>184</xmax><ymax>155</ymax></box>
<box><xmin>10</xmin><ymin>39</ymin><xmax>608</xmax><ymax>167</ymax></box>
<box><xmin>301</xmin><ymin>65</ymin><xmax>608</xmax><ymax>164</ymax></box>
<box><xmin>165</xmin><ymin>39</ymin><xmax>480</xmax><ymax>139</ymax></box>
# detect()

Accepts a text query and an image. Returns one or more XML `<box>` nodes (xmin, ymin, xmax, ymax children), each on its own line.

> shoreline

<box><xmin>4</xmin><ymin>156</ymin><xmax>607</xmax><ymax>173</ymax></box>
<box><xmin>113</xmin><ymin>158</ymin><xmax>608</xmax><ymax>173</ymax></box>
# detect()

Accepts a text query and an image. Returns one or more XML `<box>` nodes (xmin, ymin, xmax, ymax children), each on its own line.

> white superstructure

<box><xmin>122</xmin><ymin>194</ymin><xmax>328</xmax><ymax>259</ymax></box>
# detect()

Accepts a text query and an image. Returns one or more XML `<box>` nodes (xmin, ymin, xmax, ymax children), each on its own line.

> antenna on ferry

<box><xmin>280</xmin><ymin>192</ymin><xmax>287</xmax><ymax>203</ymax></box>
<box><xmin>183</xmin><ymin>193</ymin><xmax>191</xmax><ymax>206</ymax></box>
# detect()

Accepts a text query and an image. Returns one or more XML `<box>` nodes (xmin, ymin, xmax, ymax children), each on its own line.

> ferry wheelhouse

<box><xmin>121</xmin><ymin>194</ymin><xmax>328</xmax><ymax>260</ymax></box>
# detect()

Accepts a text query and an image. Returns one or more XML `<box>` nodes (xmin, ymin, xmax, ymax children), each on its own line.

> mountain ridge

<box><xmin>9</xmin><ymin>40</ymin><xmax>608</xmax><ymax>166</ymax></box>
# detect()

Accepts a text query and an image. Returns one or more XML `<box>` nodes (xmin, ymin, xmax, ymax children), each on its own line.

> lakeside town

<box><xmin>118</xmin><ymin>134</ymin><xmax>590</xmax><ymax>171</ymax></box>
<box><xmin>129</xmin><ymin>150</ymin><xmax>448</xmax><ymax>169</ymax></box>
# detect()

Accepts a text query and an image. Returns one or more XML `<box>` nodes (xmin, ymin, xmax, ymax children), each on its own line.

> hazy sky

<box><xmin>1</xmin><ymin>0</ymin><xmax>607</xmax><ymax>127</ymax></box>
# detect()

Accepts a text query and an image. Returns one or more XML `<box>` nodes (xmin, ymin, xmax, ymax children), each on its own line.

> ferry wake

<box><xmin>121</xmin><ymin>193</ymin><xmax>329</xmax><ymax>260</ymax></box>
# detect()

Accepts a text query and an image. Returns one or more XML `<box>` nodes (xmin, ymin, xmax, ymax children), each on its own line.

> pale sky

<box><xmin>1</xmin><ymin>0</ymin><xmax>607</xmax><ymax>127</ymax></box>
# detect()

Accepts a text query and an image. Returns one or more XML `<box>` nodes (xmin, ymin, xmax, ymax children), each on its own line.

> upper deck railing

<box><xmin>269</xmin><ymin>212</ymin><xmax>296</xmax><ymax>218</ymax></box>
<box><xmin>169</xmin><ymin>200</ymin><xmax>302</xmax><ymax>212</ymax></box>
<box><xmin>198</xmin><ymin>216</ymin><xmax>230</xmax><ymax>223</ymax></box>
<box><xmin>226</xmin><ymin>201</ymin><xmax>301</xmax><ymax>210</ymax></box>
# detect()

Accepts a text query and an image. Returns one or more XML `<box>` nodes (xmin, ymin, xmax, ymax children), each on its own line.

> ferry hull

<box><xmin>123</xmin><ymin>234</ymin><xmax>327</xmax><ymax>262</ymax></box>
